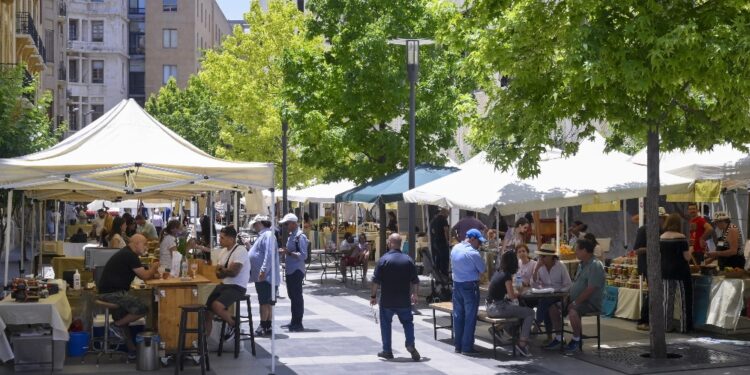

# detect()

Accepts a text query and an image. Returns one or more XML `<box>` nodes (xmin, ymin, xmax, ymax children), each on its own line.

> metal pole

<box><xmin>30</xmin><ymin>200</ymin><xmax>35</xmax><ymax>277</ymax></box>
<box><xmin>233</xmin><ymin>192</ymin><xmax>240</xmax><ymax>228</ymax></box>
<box><xmin>54</xmin><ymin>200</ymin><xmax>59</xmax><ymax>242</ymax></box>
<box><xmin>282</xmin><ymin>116</ymin><xmax>288</xmax><ymax>241</ymax></box>
<box><xmin>209</xmin><ymin>192</ymin><xmax>215</xmax><ymax>248</ymax></box>
<box><xmin>4</xmin><ymin>190</ymin><xmax>14</xmax><ymax>288</ymax></box>
<box><xmin>407</xmin><ymin>49</ymin><xmax>418</xmax><ymax>259</ymax></box>
<box><xmin>555</xmin><ymin>207</ymin><xmax>560</xmax><ymax>250</ymax></box>
<box><xmin>19</xmin><ymin>192</ymin><xmax>24</xmax><ymax>274</ymax></box>
<box><xmin>38</xmin><ymin>201</ymin><xmax>43</xmax><ymax>276</ymax></box>
<box><xmin>270</xmin><ymin>187</ymin><xmax>277</xmax><ymax>374</ymax></box>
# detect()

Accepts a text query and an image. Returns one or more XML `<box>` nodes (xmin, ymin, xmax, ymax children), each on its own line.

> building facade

<box><xmin>66</xmin><ymin>0</ymin><xmax>129</xmax><ymax>132</ymax></box>
<box><xmin>39</xmin><ymin>0</ymin><xmax>69</xmax><ymax>128</ymax></box>
<box><xmin>136</xmin><ymin>0</ymin><xmax>229</xmax><ymax>102</ymax></box>
<box><xmin>1</xmin><ymin>0</ymin><xmax>47</xmax><ymax>89</ymax></box>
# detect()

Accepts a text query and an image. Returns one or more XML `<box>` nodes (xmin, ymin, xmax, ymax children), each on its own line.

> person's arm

<box><xmin>710</xmin><ymin>227</ymin><xmax>741</xmax><ymax>258</ymax></box>
<box><xmin>370</xmin><ymin>261</ymin><xmax>382</xmax><ymax>305</ymax></box>
<box><xmin>258</xmin><ymin>234</ymin><xmax>274</xmax><ymax>281</ymax></box>
<box><xmin>134</xmin><ymin>260</ymin><xmax>160</xmax><ymax>280</ymax></box>
<box><xmin>472</xmin><ymin>251</ymin><xmax>486</xmax><ymax>275</ymax></box>
<box><xmin>218</xmin><ymin>261</ymin><xmax>243</xmax><ymax>278</ymax></box>
<box><xmin>701</xmin><ymin>222</ymin><xmax>714</xmax><ymax>241</ymax></box>
<box><xmin>560</xmin><ymin>263</ymin><xmax>572</xmax><ymax>292</ymax></box>
<box><xmin>442</xmin><ymin>223</ymin><xmax>450</xmax><ymax>244</ymax></box>
<box><xmin>505</xmin><ymin>278</ymin><xmax>518</xmax><ymax>300</ymax></box>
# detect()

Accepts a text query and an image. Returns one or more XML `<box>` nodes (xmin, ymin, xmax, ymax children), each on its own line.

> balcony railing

<box><xmin>0</xmin><ymin>63</ymin><xmax>35</xmax><ymax>101</ymax></box>
<box><xmin>16</xmin><ymin>12</ymin><xmax>46</xmax><ymax>63</ymax></box>
<box><xmin>59</xmin><ymin>1</ymin><xmax>67</xmax><ymax>17</ymax></box>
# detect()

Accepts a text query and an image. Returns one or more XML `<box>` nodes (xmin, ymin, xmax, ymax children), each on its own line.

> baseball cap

<box><xmin>658</xmin><ymin>207</ymin><xmax>668</xmax><ymax>217</ymax></box>
<box><xmin>249</xmin><ymin>214</ymin><xmax>269</xmax><ymax>226</ymax></box>
<box><xmin>279</xmin><ymin>213</ymin><xmax>298</xmax><ymax>224</ymax></box>
<box><xmin>466</xmin><ymin>228</ymin><xmax>487</xmax><ymax>243</ymax></box>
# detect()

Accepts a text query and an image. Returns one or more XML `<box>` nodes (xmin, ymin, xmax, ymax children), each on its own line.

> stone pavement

<box><xmin>5</xmin><ymin>267</ymin><xmax>750</xmax><ymax>374</ymax></box>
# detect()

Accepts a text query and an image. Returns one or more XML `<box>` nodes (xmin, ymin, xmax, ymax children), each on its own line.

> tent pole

<box><xmin>30</xmin><ymin>200</ymin><xmax>35</xmax><ymax>277</ymax></box>
<box><xmin>379</xmin><ymin>202</ymin><xmax>386</xmax><ymax>260</ymax></box>
<box><xmin>638</xmin><ymin>197</ymin><xmax>644</xmax><ymax>227</ymax></box>
<box><xmin>270</xmin><ymin>188</ymin><xmax>277</xmax><ymax>374</ymax></box>
<box><xmin>19</xmin><ymin>192</ymin><xmax>24</xmax><ymax>274</ymax></box>
<box><xmin>555</xmin><ymin>207</ymin><xmax>560</xmax><ymax>251</ymax></box>
<box><xmin>38</xmin><ymin>201</ymin><xmax>43</xmax><ymax>276</ymax></box>
<box><xmin>4</xmin><ymin>190</ymin><xmax>14</xmax><ymax>288</ymax></box>
<box><xmin>735</xmin><ymin>191</ymin><xmax>745</xmax><ymax>242</ymax></box>
<box><xmin>54</xmin><ymin>200</ymin><xmax>59</xmax><ymax>241</ymax></box>
<box><xmin>233</xmin><ymin>191</ymin><xmax>239</xmax><ymax>228</ymax></box>
<box><xmin>334</xmin><ymin>203</ymin><xmax>339</xmax><ymax>250</ymax></box>
<box><xmin>622</xmin><ymin>200</ymin><xmax>628</xmax><ymax>252</ymax></box>
<box><xmin>209</xmin><ymin>192</ymin><xmax>215</xmax><ymax>248</ymax></box>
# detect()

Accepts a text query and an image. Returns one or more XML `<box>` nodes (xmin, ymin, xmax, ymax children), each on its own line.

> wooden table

<box><xmin>146</xmin><ymin>274</ymin><xmax>212</xmax><ymax>352</ymax></box>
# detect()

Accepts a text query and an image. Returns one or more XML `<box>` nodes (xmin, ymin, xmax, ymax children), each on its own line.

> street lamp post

<box><xmin>388</xmin><ymin>38</ymin><xmax>433</xmax><ymax>258</ymax></box>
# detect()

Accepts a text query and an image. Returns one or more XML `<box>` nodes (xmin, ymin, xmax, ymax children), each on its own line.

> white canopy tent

<box><xmin>287</xmin><ymin>180</ymin><xmax>355</xmax><ymax>203</ymax></box>
<box><xmin>0</xmin><ymin>98</ymin><xmax>275</xmax><ymax>283</ymax></box>
<box><xmin>87</xmin><ymin>199</ymin><xmax>172</xmax><ymax>212</ymax></box>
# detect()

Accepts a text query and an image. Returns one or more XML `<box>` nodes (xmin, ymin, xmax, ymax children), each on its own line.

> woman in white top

<box><xmin>531</xmin><ymin>244</ymin><xmax>572</xmax><ymax>341</ymax></box>
<box><xmin>107</xmin><ymin>216</ymin><xmax>127</xmax><ymax>249</ymax></box>
<box><xmin>159</xmin><ymin>220</ymin><xmax>181</xmax><ymax>272</ymax></box>
<box><xmin>516</xmin><ymin>244</ymin><xmax>537</xmax><ymax>287</ymax></box>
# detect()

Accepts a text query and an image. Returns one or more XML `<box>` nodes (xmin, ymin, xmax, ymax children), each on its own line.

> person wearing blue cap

<box><xmin>450</xmin><ymin>228</ymin><xmax>487</xmax><ymax>355</ymax></box>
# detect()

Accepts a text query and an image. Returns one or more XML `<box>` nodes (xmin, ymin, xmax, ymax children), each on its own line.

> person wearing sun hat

<box><xmin>248</xmin><ymin>214</ymin><xmax>280</xmax><ymax>336</ymax></box>
<box><xmin>278</xmin><ymin>213</ymin><xmax>308</xmax><ymax>332</ymax></box>
<box><xmin>450</xmin><ymin>228</ymin><xmax>487</xmax><ymax>355</ymax></box>
<box><xmin>706</xmin><ymin>211</ymin><xmax>745</xmax><ymax>269</ymax></box>
<box><xmin>532</xmin><ymin>243</ymin><xmax>572</xmax><ymax>345</ymax></box>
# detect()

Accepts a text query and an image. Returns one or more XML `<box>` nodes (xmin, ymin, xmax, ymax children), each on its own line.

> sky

<box><xmin>216</xmin><ymin>0</ymin><xmax>252</xmax><ymax>21</ymax></box>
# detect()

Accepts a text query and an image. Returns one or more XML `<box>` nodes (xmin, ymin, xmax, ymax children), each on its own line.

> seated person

<box><xmin>135</xmin><ymin>215</ymin><xmax>159</xmax><ymax>240</ymax></box>
<box><xmin>96</xmin><ymin>234</ymin><xmax>160</xmax><ymax>359</ymax></box>
<box><xmin>532</xmin><ymin>244</ymin><xmax>572</xmax><ymax>342</ymax></box>
<box><xmin>339</xmin><ymin>233</ymin><xmax>360</xmax><ymax>282</ymax></box>
<box><xmin>69</xmin><ymin>228</ymin><xmax>88</xmax><ymax>243</ymax></box>
<box><xmin>486</xmin><ymin>251</ymin><xmax>534</xmax><ymax>357</ymax></box>
<box><xmin>356</xmin><ymin>233</ymin><xmax>371</xmax><ymax>280</ymax></box>
<box><xmin>204</xmin><ymin>226</ymin><xmax>250</xmax><ymax>340</ymax></box>
<box><xmin>544</xmin><ymin>238</ymin><xmax>605</xmax><ymax>352</ymax></box>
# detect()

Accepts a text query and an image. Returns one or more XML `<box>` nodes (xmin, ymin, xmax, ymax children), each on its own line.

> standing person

<box><xmin>92</xmin><ymin>209</ymin><xmax>113</xmax><ymax>238</ymax></box>
<box><xmin>450</xmin><ymin>229</ymin><xmax>486</xmax><ymax>355</ymax></box>
<box><xmin>430</xmin><ymin>208</ymin><xmax>451</xmax><ymax>277</ymax></box>
<box><xmin>632</xmin><ymin>207</ymin><xmax>668</xmax><ymax>331</ymax></box>
<box><xmin>152</xmin><ymin>209</ymin><xmax>164</xmax><ymax>236</ymax></box>
<box><xmin>660</xmin><ymin>213</ymin><xmax>693</xmax><ymax>333</ymax></box>
<box><xmin>135</xmin><ymin>214</ymin><xmax>159</xmax><ymax>240</ymax></box>
<box><xmin>370</xmin><ymin>233</ymin><xmax>421</xmax><ymax>361</ymax></box>
<box><xmin>568</xmin><ymin>220</ymin><xmax>587</xmax><ymax>249</ymax></box>
<box><xmin>706</xmin><ymin>212</ymin><xmax>746</xmax><ymax>269</ymax></box>
<box><xmin>159</xmin><ymin>220</ymin><xmax>181</xmax><ymax>274</ymax></box>
<box><xmin>97</xmin><ymin>234</ymin><xmax>160</xmax><ymax>359</ymax></box>
<box><xmin>688</xmin><ymin>202</ymin><xmax>713</xmax><ymax>264</ymax></box>
<box><xmin>546</xmin><ymin>238</ymin><xmax>605</xmax><ymax>352</ymax></box>
<box><xmin>279</xmin><ymin>213</ymin><xmax>308</xmax><ymax>332</ymax></box>
<box><xmin>501</xmin><ymin>217</ymin><xmax>530</xmax><ymax>253</ymax></box>
<box><xmin>486</xmin><ymin>250</ymin><xmax>534</xmax><ymax>356</ymax></box>
<box><xmin>107</xmin><ymin>216</ymin><xmax>127</xmax><ymax>249</ymax></box>
<box><xmin>386</xmin><ymin>211</ymin><xmax>399</xmax><ymax>233</ymax></box>
<box><xmin>452</xmin><ymin>212</ymin><xmax>488</xmax><ymax>242</ymax></box>
<box><xmin>204</xmin><ymin>226</ymin><xmax>250</xmax><ymax>339</ymax></box>
<box><xmin>248</xmin><ymin>214</ymin><xmax>279</xmax><ymax>336</ymax></box>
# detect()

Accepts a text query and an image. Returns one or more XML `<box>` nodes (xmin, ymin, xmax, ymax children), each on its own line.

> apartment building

<box><xmin>1</xmin><ymin>0</ymin><xmax>46</xmax><ymax>90</ymax></box>
<box><xmin>40</xmin><ymin>0</ymin><xmax>69</xmax><ymax>128</ymax></box>
<box><xmin>133</xmin><ymin>0</ymin><xmax>230</xmax><ymax>102</ymax></box>
<box><xmin>66</xmin><ymin>0</ymin><xmax>129</xmax><ymax>131</ymax></box>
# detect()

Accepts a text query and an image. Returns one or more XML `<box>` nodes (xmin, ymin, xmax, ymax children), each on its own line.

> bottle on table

<box><xmin>73</xmin><ymin>269</ymin><xmax>81</xmax><ymax>290</ymax></box>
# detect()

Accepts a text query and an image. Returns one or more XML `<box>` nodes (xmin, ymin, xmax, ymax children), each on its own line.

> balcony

<box><xmin>68</xmin><ymin>40</ymin><xmax>127</xmax><ymax>55</ymax></box>
<box><xmin>15</xmin><ymin>12</ymin><xmax>46</xmax><ymax>70</ymax></box>
<box><xmin>0</xmin><ymin>63</ymin><xmax>35</xmax><ymax>102</ymax></box>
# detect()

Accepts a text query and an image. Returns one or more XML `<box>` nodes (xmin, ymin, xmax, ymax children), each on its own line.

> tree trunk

<box><xmin>646</xmin><ymin>125</ymin><xmax>667</xmax><ymax>358</ymax></box>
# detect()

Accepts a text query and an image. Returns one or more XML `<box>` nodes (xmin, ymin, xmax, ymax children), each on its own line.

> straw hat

<box><xmin>536</xmin><ymin>243</ymin><xmax>557</xmax><ymax>257</ymax></box>
<box><xmin>713</xmin><ymin>211</ymin><xmax>731</xmax><ymax>222</ymax></box>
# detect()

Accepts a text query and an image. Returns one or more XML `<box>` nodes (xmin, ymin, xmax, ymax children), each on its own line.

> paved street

<box><xmin>5</xmin><ymin>267</ymin><xmax>750</xmax><ymax>375</ymax></box>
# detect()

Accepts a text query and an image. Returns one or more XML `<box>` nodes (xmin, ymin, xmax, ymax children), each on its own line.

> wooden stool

<box><xmin>218</xmin><ymin>295</ymin><xmax>256</xmax><ymax>358</ymax></box>
<box><xmin>175</xmin><ymin>304</ymin><xmax>210</xmax><ymax>375</ymax></box>
<box><xmin>85</xmin><ymin>300</ymin><xmax>128</xmax><ymax>365</ymax></box>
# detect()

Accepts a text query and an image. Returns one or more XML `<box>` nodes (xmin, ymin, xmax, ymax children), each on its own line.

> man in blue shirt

<box><xmin>249</xmin><ymin>214</ymin><xmax>280</xmax><ymax>336</ymax></box>
<box><xmin>450</xmin><ymin>228</ymin><xmax>486</xmax><ymax>355</ymax></box>
<box><xmin>279</xmin><ymin>213</ymin><xmax>308</xmax><ymax>332</ymax></box>
<box><xmin>370</xmin><ymin>233</ymin><xmax>421</xmax><ymax>361</ymax></box>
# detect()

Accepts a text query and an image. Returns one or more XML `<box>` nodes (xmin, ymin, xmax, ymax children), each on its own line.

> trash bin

<box><xmin>135</xmin><ymin>332</ymin><xmax>160</xmax><ymax>371</ymax></box>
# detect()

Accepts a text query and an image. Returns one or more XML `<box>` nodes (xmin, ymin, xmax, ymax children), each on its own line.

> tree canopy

<box><xmin>282</xmin><ymin>0</ymin><xmax>477</xmax><ymax>184</ymax></box>
<box><xmin>145</xmin><ymin>76</ymin><xmax>224</xmax><ymax>156</ymax></box>
<box><xmin>0</xmin><ymin>65</ymin><xmax>63</xmax><ymax>158</ymax></box>
<box><xmin>451</xmin><ymin>0</ymin><xmax>750</xmax><ymax>357</ymax></box>
<box><xmin>198</xmin><ymin>0</ymin><xmax>323</xmax><ymax>187</ymax></box>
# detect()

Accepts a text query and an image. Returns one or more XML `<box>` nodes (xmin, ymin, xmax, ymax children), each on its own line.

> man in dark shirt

<box><xmin>430</xmin><ymin>208</ymin><xmax>451</xmax><ymax>276</ymax></box>
<box><xmin>97</xmin><ymin>234</ymin><xmax>159</xmax><ymax>356</ymax></box>
<box><xmin>452</xmin><ymin>212</ymin><xmax>487</xmax><ymax>242</ymax></box>
<box><xmin>632</xmin><ymin>207</ymin><xmax>667</xmax><ymax>331</ymax></box>
<box><xmin>370</xmin><ymin>233</ymin><xmax>420</xmax><ymax>361</ymax></box>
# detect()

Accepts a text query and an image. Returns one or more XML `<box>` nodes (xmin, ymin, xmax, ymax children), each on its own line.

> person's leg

<box><xmin>639</xmin><ymin>292</ymin><xmax>650</xmax><ymax>325</ymax></box>
<box><xmin>288</xmin><ymin>270</ymin><xmax>304</xmax><ymax>327</ymax></box>
<box><xmin>682</xmin><ymin>277</ymin><xmax>693</xmax><ymax>331</ymax></box>
<box><xmin>461</xmin><ymin>283</ymin><xmax>480</xmax><ymax>351</ymax></box>
<box><xmin>395</xmin><ymin>307</ymin><xmax>415</xmax><ymax>349</ymax></box>
<box><xmin>536</xmin><ymin>298</ymin><xmax>551</xmax><ymax>334</ymax></box>
<box><xmin>438</xmin><ymin>246</ymin><xmax>450</xmax><ymax>276</ymax></box>
<box><xmin>568</xmin><ymin>307</ymin><xmax>581</xmax><ymax>339</ymax></box>
<box><xmin>548</xmin><ymin>303</ymin><xmax>561</xmax><ymax>333</ymax></box>
<box><xmin>676</xmin><ymin>279</ymin><xmax>687</xmax><ymax>333</ymax></box>
<box><xmin>379</xmin><ymin>307</ymin><xmax>395</xmax><ymax>353</ymax></box>
<box><xmin>452</xmin><ymin>282</ymin><xmax>466</xmax><ymax>352</ymax></box>
<box><xmin>663</xmin><ymin>279</ymin><xmax>675</xmax><ymax>332</ymax></box>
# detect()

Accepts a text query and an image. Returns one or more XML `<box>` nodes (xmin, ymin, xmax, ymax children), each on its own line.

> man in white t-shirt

<box><xmin>204</xmin><ymin>225</ymin><xmax>250</xmax><ymax>340</ymax></box>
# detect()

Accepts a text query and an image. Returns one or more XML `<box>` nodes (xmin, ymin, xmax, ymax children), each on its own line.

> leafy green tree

<box><xmin>453</xmin><ymin>0</ymin><xmax>750</xmax><ymax>357</ymax></box>
<box><xmin>282</xmin><ymin>0</ymin><xmax>477</xmax><ymax>184</ymax></box>
<box><xmin>199</xmin><ymin>0</ymin><xmax>323</xmax><ymax>186</ymax></box>
<box><xmin>145</xmin><ymin>76</ymin><xmax>223</xmax><ymax>156</ymax></box>
<box><xmin>0</xmin><ymin>65</ymin><xmax>63</xmax><ymax>158</ymax></box>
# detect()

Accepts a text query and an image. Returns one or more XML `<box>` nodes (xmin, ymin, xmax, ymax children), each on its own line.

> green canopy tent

<box><xmin>335</xmin><ymin>165</ymin><xmax>459</xmax><ymax>258</ymax></box>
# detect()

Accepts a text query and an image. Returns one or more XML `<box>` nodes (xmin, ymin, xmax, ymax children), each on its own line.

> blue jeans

<box><xmin>536</xmin><ymin>297</ymin><xmax>555</xmax><ymax>335</ymax></box>
<box><xmin>379</xmin><ymin>306</ymin><xmax>415</xmax><ymax>353</ymax></box>
<box><xmin>453</xmin><ymin>281</ymin><xmax>480</xmax><ymax>352</ymax></box>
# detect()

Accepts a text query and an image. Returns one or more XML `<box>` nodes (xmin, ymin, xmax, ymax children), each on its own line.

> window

<box><xmin>163</xmin><ymin>0</ymin><xmax>177</xmax><ymax>12</ymax></box>
<box><xmin>68</xmin><ymin>20</ymin><xmax>78</xmax><ymax>41</ymax></box>
<box><xmin>162</xmin><ymin>29</ymin><xmax>177</xmax><ymax>48</ymax></box>
<box><xmin>45</xmin><ymin>29</ymin><xmax>54</xmax><ymax>62</ymax></box>
<box><xmin>68</xmin><ymin>59</ymin><xmax>78</xmax><ymax>82</ymax></box>
<box><xmin>128</xmin><ymin>72</ymin><xmax>145</xmax><ymax>95</ymax></box>
<box><xmin>91</xmin><ymin>60</ymin><xmax>104</xmax><ymax>84</ymax></box>
<box><xmin>129</xmin><ymin>21</ymin><xmax>145</xmax><ymax>54</ymax></box>
<box><xmin>163</xmin><ymin>65</ymin><xmax>177</xmax><ymax>84</ymax></box>
<box><xmin>91</xmin><ymin>21</ymin><xmax>104</xmax><ymax>42</ymax></box>
<box><xmin>128</xmin><ymin>0</ymin><xmax>145</xmax><ymax>14</ymax></box>
<box><xmin>91</xmin><ymin>105</ymin><xmax>104</xmax><ymax>122</ymax></box>
<box><xmin>68</xmin><ymin>105</ymin><xmax>79</xmax><ymax>130</ymax></box>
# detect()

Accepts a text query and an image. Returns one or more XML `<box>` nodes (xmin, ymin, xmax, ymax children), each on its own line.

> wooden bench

<box><xmin>429</xmin><ymin>302</ymin><xmax>520</xmax><ymax>358</ymax></box>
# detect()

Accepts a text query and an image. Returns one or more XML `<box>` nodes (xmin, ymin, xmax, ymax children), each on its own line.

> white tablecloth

<box><xmin>0</xmin><ymin>280</ymin><xmax>72</xmax><ymax>341</ymax></box>
<box><xmin>705</xmin><ymin>277</ymin><xmax>750</xmax><ymax>330</ymax></box>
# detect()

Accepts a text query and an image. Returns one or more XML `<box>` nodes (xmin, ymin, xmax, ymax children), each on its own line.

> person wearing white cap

<box><xmin>706</xmin><ymin>212</ymin><xmax>745</xmax><ymax>269</ymax></box>
<box><xmin>248</xmin><ymin>214</ymin><xmax>280</xmax><ymax>336</ymax></box>
<box><xmin>279</xmin><ymin>213</ymin><xmax>308</xmax><ymax>332</ymax></box>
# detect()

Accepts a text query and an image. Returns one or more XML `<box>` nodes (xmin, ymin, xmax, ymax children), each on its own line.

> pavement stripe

<box><xmin>281</xmin><ymin>354</ymin><xmax>379</xmax><ymax>366</ymax></box>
